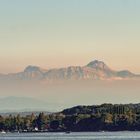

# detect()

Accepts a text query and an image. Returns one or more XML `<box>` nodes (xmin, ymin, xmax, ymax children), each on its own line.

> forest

<box><xmin>1</xmin><ymin>103</ymin><xmax>140</xmax><ymax>132</ymax></box>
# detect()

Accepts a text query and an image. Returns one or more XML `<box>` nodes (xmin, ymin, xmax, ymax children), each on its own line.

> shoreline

<box><xmin>2</xmin><ymin>130</ymin><xmax>140</xmax><ymax>134</ymax></box>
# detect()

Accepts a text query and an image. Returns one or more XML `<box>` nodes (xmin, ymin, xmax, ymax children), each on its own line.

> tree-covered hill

<box><xmin>1</xmin><ymin>103</ymin><xmax>140</xmax><ymax>132</ymax></box>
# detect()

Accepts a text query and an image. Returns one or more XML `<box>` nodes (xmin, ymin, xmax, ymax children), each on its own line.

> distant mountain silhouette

<box><xmin>0</xmin><ymin>96</ymin><xmax>63</xmax><ymax>112</ymax></box>
<box><xmin>0</xmin><ymin>60</ymin><xmax>139</xmax><ymax>82</ymax></box>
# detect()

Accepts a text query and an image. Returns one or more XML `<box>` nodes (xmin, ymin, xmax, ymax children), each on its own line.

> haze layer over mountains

<box><xmin>0</xmin><ymin>60</ymin><xmax>140</xmax><ymax>111</ymax></box>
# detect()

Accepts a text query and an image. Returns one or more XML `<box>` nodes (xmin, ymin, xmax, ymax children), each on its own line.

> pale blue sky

<box><xmin>0</xmin><ymin>0</ymin><xmax>140</xmax><ymax>73</ymax></box>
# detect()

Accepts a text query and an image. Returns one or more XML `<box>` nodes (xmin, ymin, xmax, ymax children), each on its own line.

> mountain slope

<box><xmin>0</xmin><ymin>60</ymin><xmax>139</xmax><ymax>82</ymax></box>
<box><xmin>0</xmin><ymin>96</ymin><xmax>62</xmax><ymax>112</ymax></box>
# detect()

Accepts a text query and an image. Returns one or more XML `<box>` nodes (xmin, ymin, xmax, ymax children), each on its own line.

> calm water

<box><xmin>0</xmin><ymin>132</ymin><xmax>140</xmax><ymax>140</ymax></box>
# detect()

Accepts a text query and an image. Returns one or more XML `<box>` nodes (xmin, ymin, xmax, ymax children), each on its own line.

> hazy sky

<box><xmin>0</xmin><ymin>0</ymin><xmax>140</xmax><ymax>73</ymax></box>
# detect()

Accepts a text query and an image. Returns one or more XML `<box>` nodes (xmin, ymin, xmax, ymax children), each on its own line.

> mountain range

<box><xmin>0</xmin><ymin>96</ymin><xmax>64</xmax><ymax>112</ymax></box>
<box><xmin>0</xmin><ymin>60</ymin><xmax>139</xmax><ymax>82</ymax></box>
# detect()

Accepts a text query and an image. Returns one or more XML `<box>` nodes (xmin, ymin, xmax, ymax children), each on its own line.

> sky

<box><xmin>0</xmin><ymin>0</ymin><xmax>140</xmax><ymax>74</ymax></box>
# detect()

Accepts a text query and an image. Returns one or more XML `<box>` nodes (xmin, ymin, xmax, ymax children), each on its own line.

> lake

<box><xmin>0</xmin><ymin>132</ymin><xmax>140</xmax><ymax>140</ymax></box>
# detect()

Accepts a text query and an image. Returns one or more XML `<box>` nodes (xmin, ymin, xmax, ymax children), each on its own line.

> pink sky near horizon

<box><xmin>0</xmin><ymin>0</ymin><xmax>140</xmax><ymax>74</ymax></box>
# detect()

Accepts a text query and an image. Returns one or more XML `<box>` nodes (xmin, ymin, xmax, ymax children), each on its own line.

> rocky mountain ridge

<box><xmin>0</xmin><ymin>60</ymin><xmax>139</xmax><ymax>82</ymax></box>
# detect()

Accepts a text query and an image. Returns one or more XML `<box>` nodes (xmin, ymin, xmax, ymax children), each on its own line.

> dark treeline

<box><xmin>1</xmin><ymin>103</ymin><xmax>140</xmax><ymax>132</ymax></box>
